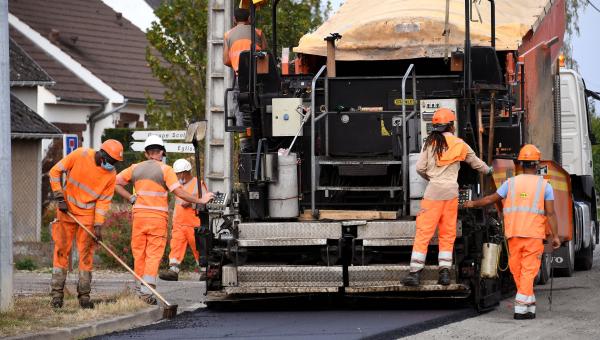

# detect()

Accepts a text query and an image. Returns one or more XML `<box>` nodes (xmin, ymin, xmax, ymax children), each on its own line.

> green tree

<box><xmin>145</xmin><ymin>0</ymin><xmax>331</xmax><ymax>129</ymax></box>
<box><xmin>146</xmin><ymin>0</ymin><xmax>209</xmax><ymax>129</ymax></box>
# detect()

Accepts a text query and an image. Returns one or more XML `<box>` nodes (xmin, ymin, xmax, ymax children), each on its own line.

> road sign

<box><xmin>130</xmin><ymin>142</ymin><xmax>195</xmax><ymax>154</ymax></box>
<box><xmin>131</xmin><ymin>130</ymin><xmax>187</xmax><ymax>141</ymax></box>
<box><xmin>63</xmin><ymin>134</ymin><xmax>79</xmax><ymax>157</ymax></box>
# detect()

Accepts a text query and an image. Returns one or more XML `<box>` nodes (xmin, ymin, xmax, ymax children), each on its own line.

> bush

<box><xmin>15</xmin><ymin>258</ymin><xmax>37</xmax><ymax>271</ymax></box>
<box><xmin>96</xmin><ymin>207</ymin><xmax>134</xmax><ymax>269</ymax></box>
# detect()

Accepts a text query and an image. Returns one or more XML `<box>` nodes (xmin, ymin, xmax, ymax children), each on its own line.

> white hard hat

<box><xmin>173</xmin><ymin>159</ymin><xmax>192</xmax><ymax>173</ymax></box>
<box><xmin>144</xmin><ymin>135</ymin><xmax>165</xmax><ymax>151</ymax></box>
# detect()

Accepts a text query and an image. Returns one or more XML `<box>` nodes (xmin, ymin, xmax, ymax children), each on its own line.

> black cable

<box><xmin>587</xmin><ymin>0</ymin><xmax>600</xmax><ymax>14</ymax></box>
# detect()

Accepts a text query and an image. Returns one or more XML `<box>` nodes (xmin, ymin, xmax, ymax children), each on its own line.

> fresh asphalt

<box><xmin>94</xmin><ymin>297</ymin><xmax>477</xmax><ymax>340</ymax></box>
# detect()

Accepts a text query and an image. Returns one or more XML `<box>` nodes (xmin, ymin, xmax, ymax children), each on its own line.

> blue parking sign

<box><xmin>63</xmin><ymin>134</ymin><xmax>79</xmax><ymax>157</ymax></box>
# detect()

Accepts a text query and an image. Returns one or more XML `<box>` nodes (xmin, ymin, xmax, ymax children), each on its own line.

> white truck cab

<box><xmin>560</xmin><ymin>68</ymin><xmax>594</xmax><ymax>177</ymax></box>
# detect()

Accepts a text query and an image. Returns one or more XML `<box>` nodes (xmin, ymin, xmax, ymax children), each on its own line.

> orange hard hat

<box><xmin>517</xmin><ymin>144</ymin><xmax>541</xmax><ymax>161</ymax></box>
<box><xmin>432</xmin><ymin>108</ymin><xmax>456</xmax><ymax>125</ymax></box>
<box><xmin>101</xmin><ymin>139</ymin><xmax>124</xmax><ymax>161</ymax></box>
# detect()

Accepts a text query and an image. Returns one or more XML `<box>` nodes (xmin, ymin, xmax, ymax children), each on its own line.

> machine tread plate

<box><xmin>357</xmin><ymin>221</ymin><xmax>462</xmax><ymax>238</ymax></box>
<box><xmin>362</xmin><ymin>237</ymin><xmax>438</xmax><ymax>246</ymax></box>
<box><xmin>238</xmin><ymin>222</ymin><xmax>342</xmax><ymax>239</ymax></box>
<box><xmin>238</xmin><ymin>238</ymin><xmax>328</xmax><ymax>247</ymax></box>
<box><xmin>345</xmin><ymin>282</ymin><xmax>469</xmax><ymax>293</ymax></box>
<box><xmin>224</xmin><ymin>287</ymin><xmax>340</xmax><ymax>294</ymax></box>
<box><xmin>223</xmin><ymin>265</ymin><xmax>344</xmax><ymax>288</ymax></box>
<box><xmin>348</xmin><ymin>265</ymin><xmax>456</xmax><ymax>286</ymax></box>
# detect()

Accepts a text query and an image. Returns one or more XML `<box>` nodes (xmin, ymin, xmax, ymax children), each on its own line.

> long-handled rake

<box><xmin>66</xmin><ymin>212</ymin><xmax>179</xmax><ymax>318</ymax></box>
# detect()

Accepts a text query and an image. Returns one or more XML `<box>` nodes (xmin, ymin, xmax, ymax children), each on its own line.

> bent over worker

<box><xmin>402</xmin><ymin>108</ymin><xmax>492</xmax><ymax>287</ymax></box>
<box><xmin>114</xmin><ymin>135</ymin><xmax>214</xmax><ymax>305</ymax></box>
<box><xmin>159</xmin><ymin>159</ymin><xmax>208</xmax><ymax>282</ymax></box>
<box><xmin>464</xmin><ymin>144</ymin><xmax>561</xmax><ymax>320</ymax></box>
<box><xmin>48</xmin><ymin>139</ymin><xmax>123</xmax><ymax>309</ymax></box>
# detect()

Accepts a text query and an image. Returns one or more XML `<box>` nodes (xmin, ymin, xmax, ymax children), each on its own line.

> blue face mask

<box><xmin>101</xmin><ymin>160</ymin><xmax>115</xmax><ymax>171</ymax></box>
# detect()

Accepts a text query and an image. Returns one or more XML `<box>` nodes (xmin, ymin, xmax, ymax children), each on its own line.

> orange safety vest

<box><xmin>225</xmin><ymin>24</ymin><xmax>263</xmax><ymax>72</ymax></box>
<box><xmin>49</xmin><ymin>147</ymin><xmax>116</xmax><ymax>225</ymax></box>
<box><xmin>436</xmin><ymin>135</ymin><xmax>468</xmax><ymax>166</ymax></box>
<box><xmin>503</xmin><ymin>174</ymin><xmax>548</xmax><ymax>239</ymax></box>
<box><xmin>173</xmin><ymin>177</ymin><xmax>207</xmax><ymax>227</ymax></box>
<box><xmin>117</xmin><ymin>160</ymin><xmax>180</xmax><ymax>220</ymax></box>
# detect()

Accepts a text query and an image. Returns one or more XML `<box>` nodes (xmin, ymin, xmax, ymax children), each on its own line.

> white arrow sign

<box><xmin>131</xmin><ymin>130</ymin><xmax>187</xmax><ymax>141</ymax></box>
<box><xmin>130</xmin><ymin>142</ymin><xmax>195</xmax><ymax>154</ymax></box>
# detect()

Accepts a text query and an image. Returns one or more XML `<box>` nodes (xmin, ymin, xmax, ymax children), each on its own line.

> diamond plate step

<box><xmin>348</xmin><ymin>265</ymin><xmax>456</xmax><ymax>287</ymax></box>
<box><xmin>222</xmin><ymin>265</ymin><xmax>344</xmax><ymax>288</ymax></box>
<box><xmin>357</xmin><ymin>221</ymin><xmax>462</xmax><ymax>239</ymax></box>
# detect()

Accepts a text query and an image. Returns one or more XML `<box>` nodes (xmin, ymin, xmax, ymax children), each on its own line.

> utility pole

<box><xmin>0</xmin><ymin>0</ymin><xmax>14</xmax><ymax>312</ymax></box>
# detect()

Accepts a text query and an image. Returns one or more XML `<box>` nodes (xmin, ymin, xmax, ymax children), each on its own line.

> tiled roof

<box><xmin>10</xmin><ymin>0</ymin><xmax>165</xmax><ymax>101</ymax></box>
<box><xmin>10</xmin><ymin>28</ymin><xmax>105</xmax><ymax>103</ymax></box>
<box><xmin>9</xmin><ymin>38</ymin><xmax>54</xmax><ymax>85</ymax></box>
<box><xmin>11</xmin><ymin>94</ymin><xmax>62</xmax><ymax>138</ymax></box>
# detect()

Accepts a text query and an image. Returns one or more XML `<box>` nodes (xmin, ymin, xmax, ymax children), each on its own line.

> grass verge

<box><xmin>0</xmin><ymin>291</ymin><xmax>148</xmax><ymax>338</ymax></box>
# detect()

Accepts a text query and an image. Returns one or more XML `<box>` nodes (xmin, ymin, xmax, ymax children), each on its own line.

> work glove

<box><xmin>94</xmin><ymin>224</ymin><xmax>103</xmax><ymax>242</ymax></box>
<box><xmin>129</xmin><ymin>194</ymin><xmax>137</xmax><ymax>205</ymax></box>
<box><xmin>53</xmin><ymin>191</ymin><xmax>68</xmax><ymax>212</ymax></box>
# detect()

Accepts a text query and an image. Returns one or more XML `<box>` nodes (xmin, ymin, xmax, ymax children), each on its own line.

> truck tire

<box><xmin>555</xmin><ymin>239</ymin><xmax>575</xmax><ymax>277</ymax></box>
<box><xmin>535</xmin><ymin>252</ymin><xmax>552</xmax><ymax>285</ymax></box>
<box><xmin>575</xmin><ymin>221</ymin><xmax>595</xmax><ymax>271</ymax></box>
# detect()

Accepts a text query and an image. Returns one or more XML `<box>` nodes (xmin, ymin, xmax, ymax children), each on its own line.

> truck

<box><xmin>199</xmin><ymin>0</ymin><xmax>597</xmax><ymax>310</ymax></box>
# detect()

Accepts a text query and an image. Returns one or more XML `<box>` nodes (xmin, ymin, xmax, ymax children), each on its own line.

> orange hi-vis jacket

<box><xmin>49</xmin><ymin>147</ymin><xmax>116</xmax><ymax>225</ymax></box>
<box><xmin>503</xmin><ymin>174</ymin><xmax>548</xmax><ymax>239</ymax></box>
<box><xmin>436</xmin><ymin>135</ymin><xmax>468</xmax><ymax>166</ymax></box>
<box><xmin>173</xmin><ymin>177</ymin><xmax>207</xmax><ymax>227</ymax></box>
<box><xmin>224</xmin><ymin>24</ymin><xmax>264</xmax><ymax>72</ymax></box>
<box><xmin>116</xmin><ymin>160</ymin><xmax>181</xmax><ymax>221</ymax></box>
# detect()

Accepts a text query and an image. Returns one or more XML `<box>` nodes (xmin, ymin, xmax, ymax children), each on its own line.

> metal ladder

<box><xmin>204</xmin><ymin>0</ymin><xmax>233</xmax><ymax>194</ymax></box>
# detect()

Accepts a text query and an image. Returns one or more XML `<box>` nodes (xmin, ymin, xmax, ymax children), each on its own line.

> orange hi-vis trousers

<box><xmin>131</xmin><ymin>216</ymin><xmax>167</xmax><ymax>294</ymax></box>
<box><xmin>508</xmin><ymin>237</ymin><xmax>544</xmax><ymax>314</ymax></box>
<box><xmin>168</xmin><ymin>224</ymin><xmax>200</xmax><ymax>270</ymax></box>
<box><xmin>409</xmin><ymin>198</ymin><xmax>458</xmax><ymax>272</ymax></box>
<box><xmin>52</xmin><ymin>211</ymin><xmax>96</xmax><ymax>271</ymax></box>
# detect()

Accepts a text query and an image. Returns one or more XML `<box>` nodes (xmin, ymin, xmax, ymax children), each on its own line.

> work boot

<box><xmin>50</xmin><ymin>268</ymin><xmax>67</xmax><ymax>309</ymax></box>
<box><xmin>139</xmin><ymin>284</ymin><xmax>158</xmax><ymax>305</ymax></box>
<box><xmin>438</xmin><ymin>268</ymin><xmax>451</xmax><ymax>286</ymax></box>
<box><xmin>159</xmin><ymin>266</ymin><xmax>179</xmax><ymax>282</ymax></box>
<box><xmin>401</xmin><ymin>270</ymin><xmax>421</xmax><ymax>286</ymax></box>
<box><xmin>514</xmin><ymin>312</ymin><xmax>535</xmax><ymax>320</ymax></box>
<box><xmin>77</xmin><ymin>271</ymin><xmax>94</xmax><ymax>309</ymax></box>
<box><xmin>198</xmin><ymin>267</ymin><xmax>207</xmax><ymax>281</ymax></box>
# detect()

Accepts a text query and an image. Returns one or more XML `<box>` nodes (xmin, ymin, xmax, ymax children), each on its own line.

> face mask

<box><xmin>178</xmin><ymin>178</ymin><xmax>186</xmax><ymax>184</ymax></box>
<box><xmin>101</xmin><ymin>160</ymin><xmax>115</xmax><ymax>171</ymax></box>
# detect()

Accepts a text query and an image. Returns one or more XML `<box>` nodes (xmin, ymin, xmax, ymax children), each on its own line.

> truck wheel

<box><xmin>535</xmin><ymin>252</ymin><xmax>552</xmax><ymax>285</ymax></box>
<box><xmin>555</xmin><ymin>239</ymin><xmax>575</xmax><ymax>277</ymax></box>
<box><xmin>575</xmin><ymin>224</ymin><xmax>594</xmax><ymax>271</ymax></box>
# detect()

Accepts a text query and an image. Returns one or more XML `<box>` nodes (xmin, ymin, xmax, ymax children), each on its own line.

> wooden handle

<box><xmin>66</xmin><ymin>212</ymin><xmax>172</xmax><ymax>307</ymax></box>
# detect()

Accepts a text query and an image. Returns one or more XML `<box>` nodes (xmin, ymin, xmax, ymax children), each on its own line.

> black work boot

<box><xmin>77</xmin><ymin>271</ymin><xmax>94</xmax><ymax>309</ymax></box>
<box><xmin>159</xmin><ymin>268</ymin><xmax>179</xmax><ymax>281</ymax></box>
<box><xmin>50</xmin><ymin>268</ymin><xmax>67</xmax><ymax>309</ymax></box>
<box><xmin>401</xmin><ymin>270</ymin><xmax>421</xmax><ymax>286</ymax></box>
<box><xmin>514</xmin><ymin>312</ymin><xmax>535</xmax><ymax>320</ymax></box>
<box><xmin>438</xmin><ymin>268</ymin><xmax>451</xmax><ymax>286</ymax></box>
<box><xmin>139</xmin><ymin>284</ymin><xmax>158</xmax><ymax>305</ymax></box>
<box><xmin>198</xmin><ymin>267</ymin><xmax>207</xmax><ymax>281</ymax></box>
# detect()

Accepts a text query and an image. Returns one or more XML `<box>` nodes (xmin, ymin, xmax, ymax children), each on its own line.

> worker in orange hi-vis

<box><xmin>48</xmin><ymin>139</ymin><xmax>124</xmax><ymax>309</ymax></box>
<box><xmin>114</xmin><ymin>135</ymin><xmax>214</xmax><ymax>305</ymax></box>
<box><xmin>464</xmin><ymin>144</ymin><xmax>561</xmax><ymax>320</ymax></box>
<box><xmin>159</xmin><ymin>159</ymin><xmax>208</xmax><ymax>282</ymax></box>
<box><xmin>224</xmin><ymin>7</ymin><xmax>267</xmax><ymax>153</ymax></box>
<box><xmin>402</xmin><ymin>108</ymin><xmax>492</xmax><ymax>287</ymax></box>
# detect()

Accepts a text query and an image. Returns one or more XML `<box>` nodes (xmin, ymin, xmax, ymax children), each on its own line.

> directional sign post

<box><xmin>130</xmin><ymin>141</ymin><xmax>195</xmax><ymax>154</ymax></box>
<box><xmin>131</xmin><ymin>130</ymin><xmax>187</xmax><ymax>141</ymax></box>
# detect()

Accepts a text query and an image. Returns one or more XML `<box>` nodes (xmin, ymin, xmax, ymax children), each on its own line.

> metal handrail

<box><xmin>401</xmin><ymin>64</ymin><xmax>415</xmax><ymax>216</ymax></box>
<box><xmin>311</xmin><ymin>65</ymin><xmax>327</xmax><ymax>216</ymax></box>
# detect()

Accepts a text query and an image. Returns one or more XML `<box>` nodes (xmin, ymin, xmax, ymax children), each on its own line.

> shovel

<box><xmin>65</xmin><ymin>212</ymin><xmax>178</xmax><ymax>319</ymax></box>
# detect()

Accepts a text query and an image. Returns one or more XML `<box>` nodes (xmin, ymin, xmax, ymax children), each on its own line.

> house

<box><xmin>8</xmin><ymin>0</ymin><xmax>166</xmax><ymax>150</ymax></box>
<box><xmin>10</xmin><ymin>38</ymin><xmax>62</xmax><ymax>241</ymax></box>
